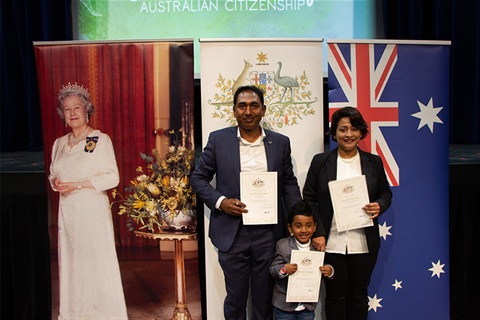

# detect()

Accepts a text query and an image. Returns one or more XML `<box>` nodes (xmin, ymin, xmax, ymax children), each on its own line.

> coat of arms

<box><xmin>208</xmin><ymin>51</ymin><xmax>318</xmax><ymax>129</ymax></box>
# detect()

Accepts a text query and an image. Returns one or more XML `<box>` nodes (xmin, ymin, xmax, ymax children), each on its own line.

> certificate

<box><xmin>286</xmin><ymin>250</ymin><xmax>325</xmax><ymax>302</ymax></box>
<box><xmin>240</xmin><ymin>172</ymin><xmax>277</xmax><ymax>225</ymax></box>
<box><xmin>328</xmin><ymin>175</ymin><xmax>373</xmax><ymax>232</ymax></box>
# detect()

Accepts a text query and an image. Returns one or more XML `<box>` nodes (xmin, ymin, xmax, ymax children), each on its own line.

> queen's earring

<box><xmin>86</xmin><ymin>114</ymin><xmax>89</xmax><ymax>124</ymax></box>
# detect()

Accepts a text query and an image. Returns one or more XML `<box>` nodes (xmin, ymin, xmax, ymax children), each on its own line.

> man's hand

<box><xmin>220</xmin><ymin>198</ymin><xmax>248</xmax><ymax>216</ymax></box>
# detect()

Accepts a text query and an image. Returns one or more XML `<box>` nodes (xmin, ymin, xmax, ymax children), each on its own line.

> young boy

<box><xmin>269</xmin><ymin>201</ymin><xmax>334</xmax><ymax>319</ymax></box>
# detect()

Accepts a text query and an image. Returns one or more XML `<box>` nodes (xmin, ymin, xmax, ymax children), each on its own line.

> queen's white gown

<box><xmin>49</xmin><ymin>130</ymin><xmax>128</xmax><ymax>320</ymax></box>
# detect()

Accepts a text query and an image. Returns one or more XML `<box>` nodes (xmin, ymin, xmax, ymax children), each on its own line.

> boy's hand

<box><xmin>285</xmin><ymin>263</ymin><xmax>298</xmax><ymax>275</ymax></box>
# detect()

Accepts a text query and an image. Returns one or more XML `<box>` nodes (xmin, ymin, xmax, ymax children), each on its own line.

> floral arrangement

<box><xmin>112</xmin><ymin>129</ymin><xmax>196</xmax><ymax>232</ymax></box>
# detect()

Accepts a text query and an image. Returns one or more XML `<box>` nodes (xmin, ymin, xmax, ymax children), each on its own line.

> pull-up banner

<box><xmin>200</xmin><ymin>38</ymin><xmax>324</xmax><ymax>319</ymax></box>
<box><xmin>34</xmin><ymin>39</ymin><xmax>200</xmax><ymax>318</ymax></box>
<box><xmin>328</xmin><ymin>40</ymin><xmax>451</xmax><ymax>319</ymax></box>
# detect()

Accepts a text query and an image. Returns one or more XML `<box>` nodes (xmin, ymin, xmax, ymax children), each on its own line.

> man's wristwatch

<box><xmin>280</xmin><ymin>265</ymin><xmax>287</xmax><ymax>276</ymax></box>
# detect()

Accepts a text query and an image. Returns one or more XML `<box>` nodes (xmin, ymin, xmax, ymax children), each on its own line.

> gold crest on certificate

<box><xmin>286</xmin><ymin>250</ymin><xmax>325</xmax><ymax>302</ymax></box>
<box><xmin>328</xmin><ymin>175</ymin><xmax>373</xmax><ymax>232</ymax></box>
<box><xmin>240</xmin><ymin>172</ymin><xmax>277</xmax><ymax>225</ymax></box>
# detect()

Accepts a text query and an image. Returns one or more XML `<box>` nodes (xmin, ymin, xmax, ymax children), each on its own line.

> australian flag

<box><xmin>328</xmin><ymin>41</ymin><xmax>450</xmax><ymax>319</ymax></box>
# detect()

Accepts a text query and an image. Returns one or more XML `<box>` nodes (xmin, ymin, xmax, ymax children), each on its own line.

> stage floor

<box><xmin>1</xmin><ymin>145</ymin><xmax>479</xmax><ymax>319</ymax></box>
<box><xmin>50</xmin><ymin>247</ymin><xmax>202</xmax><ymax>320</ymax></box>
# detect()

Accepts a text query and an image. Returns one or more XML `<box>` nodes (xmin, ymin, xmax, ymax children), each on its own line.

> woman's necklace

<box><xmin>68</xmin><ymin>127</ymin><xmax>90</xmax><ymax>145</ymax></box>
<box><xmin>338</xmin><ymin>151</ymin><xmax>359</xmax><ymax>163</ymax></box>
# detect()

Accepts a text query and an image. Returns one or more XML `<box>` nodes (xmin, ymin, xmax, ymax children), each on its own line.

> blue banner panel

<box><xmin>328</xmin><ymin>41</ymin><xmax>450</xmax><ymax>319</ymax></box>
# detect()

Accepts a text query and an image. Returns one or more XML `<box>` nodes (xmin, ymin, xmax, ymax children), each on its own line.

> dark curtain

<box><xmin>1</xmin><ymin>1</ymin><xmax>70</xmax><ymax>318</ymax></box>
<box><xmin>0</xmin><ymin>0</ymin><xmax>72</xmax><ymax>152</ymax></box>
<box><xmin>449</xmin><ymin>165</ymin><xmax>480</xmax><ymax>320</ymax></box>
<box><xmin>383</xmin><ymin>1</ymin><xmax>480</xmax><ymax>319</ymax></box>
<box><xmin>1</xmin><ymin>174</ymin><xmax>50</xmax><ymax>320</ymax></box>
<box><xmin>383</xmin><ymin>0</ymin><xmax>480</xmax><ymax>144</ymax></box>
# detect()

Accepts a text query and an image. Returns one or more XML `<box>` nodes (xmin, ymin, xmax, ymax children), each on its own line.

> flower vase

<box><xmin>160</xmin><ymin>209</ymin><xmax>196</xmax><ymax>232</ymax></box>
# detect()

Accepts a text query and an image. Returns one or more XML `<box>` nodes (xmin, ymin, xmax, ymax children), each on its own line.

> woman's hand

<box><xmin>312</xmin><ymin>236</ymin><xmax>326</xmax><ymax>251</ymax></box>
<box><xmin>320</xmin><ymin>265</ymin><xmax>333</xmax><ymax>278</ymax></box>
<box><xmin>56</xmin><ymin>182</ymin><xmax>78</xmax><ymax>194</ymax></box>
<box><xmin>54</xmin><ymin>179</ymin><xmax>67</xmax><ymax>192</ymax></box>
<box><xmin>54</xmin><ymin>179</ymin><xmax>90</xmax><ymax>195</ymax></box>
<box><xmin>363</xmin><ymin>202</ymin><xmax>381</xmax><ymax>219</ymax></box>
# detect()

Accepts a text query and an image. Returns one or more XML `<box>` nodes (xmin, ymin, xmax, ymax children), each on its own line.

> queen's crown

<box><xmin>59</xmin><ymin>82</ymin><xmax>90</xmax><ymax>98</ymax></box>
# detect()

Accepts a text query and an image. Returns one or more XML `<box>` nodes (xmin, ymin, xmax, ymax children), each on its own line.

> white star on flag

<box><xmin>379</xmin><ymin>221</ymin><xmax>392</xmax><ymax>240</ymax></box>
<box><xmin>411</xmin><ymin>97</ymin><xmax>443</xmax><ymax>133</ymax></box>
<box><xmin>368</xmin><ymin>294</ymin><xmax>383</xmax><ymax>312</ymax></box>
<box><xmin>428</xmin><ymin>259</ymin><xmax>446</xmax><ymax>278</ymax></box>
<box><xmin>392</xmin><ymin>279</ymin><xmax>403</xmax><ymax>291</ymax></box>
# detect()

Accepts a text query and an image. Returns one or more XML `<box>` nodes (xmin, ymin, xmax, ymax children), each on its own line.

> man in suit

<box><xmin>191</xmin><ymin>85</ymin><xmax>302</xmax><ymax>320</ymax></box>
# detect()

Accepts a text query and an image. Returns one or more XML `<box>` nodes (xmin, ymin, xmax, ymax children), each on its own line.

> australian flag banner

<box><xmin>328</xmin><ymin>40</ymin><xmax>451</xmax><ymax>319</ymax></box>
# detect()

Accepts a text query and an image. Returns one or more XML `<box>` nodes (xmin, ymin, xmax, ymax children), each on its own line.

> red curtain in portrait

<box><xmin>34</xmin><ymin>40</ymin><xmax>194</xmax><ymax>248</ymax></box>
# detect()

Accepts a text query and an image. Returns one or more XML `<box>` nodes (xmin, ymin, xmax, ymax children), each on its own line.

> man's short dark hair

<box><xmin>233</xmin><ymin>85</ymin><xmax>265</xmax><ymax>106</ymax></box>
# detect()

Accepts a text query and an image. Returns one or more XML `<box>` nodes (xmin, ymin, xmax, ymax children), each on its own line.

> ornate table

<box><xmin>134</xmin><ymin>230</ymin><xmax>197</xmax><ymax>320</ymax></box>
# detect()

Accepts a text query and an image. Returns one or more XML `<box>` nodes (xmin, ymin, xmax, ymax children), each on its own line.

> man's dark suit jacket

<box><xmin>191</xmin><ymin>126</ymin><xmax>302</xmax><ymax>252</ymax></box>
<box><xmin>303</xmin><ymin>148</ymin><xmax>392</xmax><ymax>253</ymax></box>
<box><xmin>269</xmin><ymin>236</ymin><xmax>318</xmax><ymax>312</ymax></box>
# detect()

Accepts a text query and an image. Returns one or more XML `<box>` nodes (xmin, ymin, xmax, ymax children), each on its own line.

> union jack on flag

<box><xmin>328</xmin><ymin>42</ymin><xmax>399</xmax><ymax>186</ymax></box>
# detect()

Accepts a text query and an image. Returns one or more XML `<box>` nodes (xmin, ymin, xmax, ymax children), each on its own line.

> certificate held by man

<box><xmin>286</xmin><ymin>250</ymin><xmax>325</xmax><ymax>302</ymax></box>
<box><xmin>328</xmin><ymin>175</ymin><xmax>373</xmax><ymax>232</ymax></box>
<box><xmin>240</xmin><ymin>172</ymin><xmax>277</xmax><ymax>224</ymax></box>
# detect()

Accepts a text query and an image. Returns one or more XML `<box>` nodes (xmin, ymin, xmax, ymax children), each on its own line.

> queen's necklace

<box><xmin>68</xmin><ymin>127</ymin><xmax>90</xmax><ymax>145</ymax></box>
